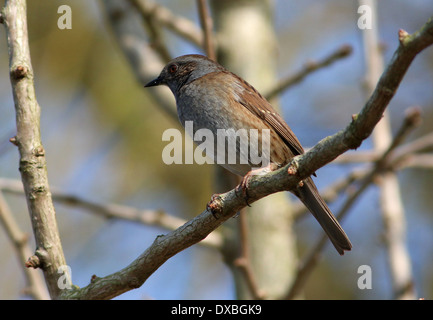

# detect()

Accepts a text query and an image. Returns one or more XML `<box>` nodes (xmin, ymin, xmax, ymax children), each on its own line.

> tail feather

<box><xmin>294</xmin><ymin>177</ymin><xmax>352</xmax><ymax>255</ymax></box>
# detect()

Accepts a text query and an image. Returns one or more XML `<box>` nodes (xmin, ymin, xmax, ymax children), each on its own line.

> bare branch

<box><xmin>0</xmin><ymin>192</ymin><xmax>49</xmax><ymax>300</ymax></box>
<box><xmin>392</xmin><ymin>131</ymin><xmax>433</xmax><ymax>160</ymax></box>
<box><xmin>292</xmin><ymin>168</ymin><xmax>369</xmax><ymax>219</ymax></box>
<box><xmin>400</xmin><ymin>153</ymin><xmax>433</xmax><ymax>169</ymax></box>
<box><xmin>197</xmin><ymin>0</ymin><xmax>216</xmax><ymax>60</ymax></box>
<box><xmin>129</xmin><ymin>0</ymin><xmax>203</xmax><ymax>48</ymax></box>
<box><xmin>333</xmin><ymin>129</ymin><xmax>433</xmax><ymax>165</ymax></box>
<box><xmin>360</xmin><ymin>0</ymin><xmax>416</xmax><ymax>300</ymax></box>
<box><xmin>129</xmin><ymin>0</ymin><xmax>172</xmax><ymax>62</ymax></box>
<box><xmin>101</xmin><ymin>0</ymin><xmax>178</xmax><ymax>121</ymax></box>
<box><xmin>233</xmin><ymin>209</ymin><xmax>266</xmax><ymax>299</ymax></box>
<box><xmin>264</xmin><ymin>44</ymin><xmax>352</xmax><ymax>100</ymax></box>
<box><xmin>0</xmin><ymin>177</ymin><xmax>222</xmax><ymax>249</ymax></box>
<box><xmin>294</xmin><ymin>108</ymin><xmax>427</xmax><ymax>218</ymax></box>
<box><xmin>2</xmin><ymin>0</ymin><xmax>67</xmax><ymax>299</ymax></box>
<box><xmin>59</xmin><ymin>16</ymin><xmax>433</xmax><ymax>299</ymax></box>
<box><xmin>286</xmin><ymin>105</ymin><xmax>422</xmax><ymax>300</ymax></box>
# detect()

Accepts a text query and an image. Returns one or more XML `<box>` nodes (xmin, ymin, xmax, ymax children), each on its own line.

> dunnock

<box><xmin>145</xmin><ymin>54</ymin><xmax>352</xmax><ymax>255</ymax></box>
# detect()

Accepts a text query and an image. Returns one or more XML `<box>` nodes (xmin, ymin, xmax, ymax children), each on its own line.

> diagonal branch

<box><xmin>0</xmin><ymin>177</ymin><xmax>223</xmax><ymax>249</ymax></box>
<box><xmin>60</xmin><ymin>16</ymin><xmax>433</xmax><ymax>300</ymax></box>
<box><xmin>102</xmin><ymin>0</ymin><xmax>178</xmax><ymax>121</ymax></box>
<box><xmin>0</xmin><ymin>192</ymin><xmax>50</xmax><ymax>300</ymax></box>
<box><xmin>293</xmin><ymin>107</ymin><xmax>423</xmax><ymax>218</ymax></box>
<box><xmin>285</xmin><ymin>107</ymin><xmax>422</xmax><ymax>300</ymax></box>
<box><xmin>264</xmin><ymin>44</ymin><xmax>352</xmax><ymax>100</ymax></box>
<box><xmin>129</xmin><ymin>0</ymin><xmax>204</xmax><ymax>48</ymax></box>
<box><xmin>129</xmin><ymin>0</ymin><xmax>172</xmax><ymax>63</ymax></box>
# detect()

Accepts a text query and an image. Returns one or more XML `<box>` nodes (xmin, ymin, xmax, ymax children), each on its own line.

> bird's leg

<box><xmin>235</xmin><ymin>163</ymin><xmax>278</xmax><ymax>206</ymax></box>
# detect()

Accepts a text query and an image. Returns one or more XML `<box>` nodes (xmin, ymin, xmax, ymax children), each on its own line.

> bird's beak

<box><xmin>144</xmin><ymin>76</ymin><xmax>163</xmax><ymax>87</ymax></box>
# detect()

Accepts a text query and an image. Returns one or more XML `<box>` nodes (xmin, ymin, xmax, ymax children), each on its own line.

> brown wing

<box><xmin>228</xmin><ymin>71</ymin><xmax>305</xmax><ymax>156</ymax></box>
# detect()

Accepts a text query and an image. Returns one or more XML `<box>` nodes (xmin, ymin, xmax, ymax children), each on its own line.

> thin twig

<box><xmin>197</xmin><ymin>0</ymin><xmax>216</xmax><ymax>60</ymax></box>
<box><xmin>0</xmin><ymin>177</ymin><xmax>223</xmax><ymax>249</ymax></box>
<box><xmin>0</xmin><ymin>192</ymin><xmax>50</xmax><ymax>299</ymax></box>
<box><xmin>264</xmin><ymin>44</ymin><xmax>352</xmax><ymax>100</ymax></box>
<box><xmin>400</xmin><ymin>154</ymin><xmax>433</xmax><ymax>169</ymax></box>
<box><xmin>292</xmin><ymin>168</ymin><xmax>370</xmax><ymax>220</ymax></box>
<box><xmin>233</xmin><ymin>208</ymin><xmax>266</xmax><ymax>299</ymax></box>
<box><xmin>129</xmin><ymin>0</ymin><xmax>171</xmax><ymax>62</ymax></box>
<box><xmin>333</xmin><ymin>130</ymin><xmax>433</xmax><ymax>165</ymax></box>
<box><xmin>102</xmin><ymin>0</ymin><xmax>178</xmax><ymax>121</ymax></box>
<box><xmin>129</xmin><ymin>0</ymin><xmax>203</xmax><ymax>48</ymax></box>
<box><xmin>293</xmin><ymin>108</ymin><xmax>428</xmax><ymax>218</ymax></box>
<box><xmin>285</xmin><ymin>105</ymin><xmax>422</xmax><ymax>300</ymax></box>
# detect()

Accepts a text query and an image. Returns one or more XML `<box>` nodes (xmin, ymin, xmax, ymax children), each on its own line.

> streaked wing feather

<box><xmin>229</xmin><ymin>71</ymin><xmax>304</xmax><ymax>156</ymax></box>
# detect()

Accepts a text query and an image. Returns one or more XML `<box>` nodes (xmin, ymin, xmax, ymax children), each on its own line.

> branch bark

<box><xmin>264</xmin><ymin>44</ymin><xmax>353</xmax><ymax>101</ymax></box>
<box><xmin>0</xmin><ymin>177</ymin><xmax>223</xmax><ymax>249</ymax></box>
<box><xmin>59</xmin><ymin>16</ymin><xmax>433</xmax><ymax>299</ymax></box>
<box><xmin>0</xmin><ymin>192</ymin><xmax>50</xmax><ymax>299</ymax></box>
<box><xmin>359</xmin><ymin>0</ymin><xmax>416</xmax><ymax>299</ymax></box>
<box><xmin>197</xmin><ymin>0</ymin><xmax>216</xmax><ymax>60</ymax></box>
<box><xmin>129</xmin><ymin>0</ymin><xmax>204</xmax><ymax>48</ymax></box>
<box><xmin>285</xmin><ymin>106</ymin><xmax>422</xmax><ymax>300</ymax></box>
<box><xmin>102</xmin><ymin>0</ymin><xmax>178</xmax><ymax>121</ymax></box>
<box><xmin>210</xmin><ymin>0</ymin><xmax>297</xmax><ymax>299</ymax></box>
<box><xmin>2</xmin><ymin>0</ymin><xmax>67</xmax><ymax>299</ymax></box>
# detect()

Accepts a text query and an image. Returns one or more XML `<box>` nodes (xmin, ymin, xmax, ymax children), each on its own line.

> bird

<box><xmin>145</xmin><ymin>54</ymin><xmax>352</xmax><ymax>255</ymax></box>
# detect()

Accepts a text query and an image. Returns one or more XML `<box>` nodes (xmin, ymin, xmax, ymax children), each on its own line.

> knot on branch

<box><xmin>9</xmin><ymin>136</ymin><xmax>18</xmax><ymax>146</ymax></box>
<box><xmin>206</xmin><ymin>194</ymin><xmax>223</xmax><ymax>218</ymax></box>
<box><xmin>127</xmin><ymin>277</ymin><xmax>141</xmax><ymax>289</ymax></box>
<box><xmin>25</xmin><ymin>255</ymin><xmax>41</xmax><ymax>269</ymax></box>
<box><xmin>34</xmin><ymin>145</ymin><xmax>45</xmax><ymax>157</ymax></box>
<box><xmin>11</xmin><ymin>65</ymin><xmax>28</xmax><ymax>80</ymax></box>
<box><xmin>25</xmin><ymin>248</ymin><xmax>49</xmax><ymax>269</ymax></box>
<box><xmin>286</xmin><ymin>160</ymin><xmax>299</xmax><ymax>176</ymax></box>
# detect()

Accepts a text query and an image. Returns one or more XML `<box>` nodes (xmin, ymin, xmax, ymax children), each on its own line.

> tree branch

<box><xmin>129</xmin><ymin>0</ymin><xmax>204</xmax><ymax>48</ymax></box>
<box><xmin>102</xmin><ymin>0</ymin><xmax>178</xmax><ymax>121</ymax></box>
<box><xmin>197</xmin><ymin>0</ymin><xmax>216</xmax><ymax>60</ymax></box>
<box><xmin>233</xmin><ymin>209</ymin><xmax>266</xmax><ymax>299</ymax></box>
<box><xmin>360</xmin><ymin>0</ymin><xmax>416</xmax><ymax>299</ymax></box>
<box><xmin>285</xmin><ymin>106</ymin><xmax>422</xmax><ymax>300</ymax></box>
<box><xmin>293</xmin><ymin>108</ymin><xmax>425</xmax><ymax>218</ymax></box>
<box><xmin>332</xmin><ymin>129</ymin><xmax>433</xmax><ymax>165</ymax></box>
<box><xmin>0</xmin><ymin>177</ymin><xmax>223</xmax><ymax>249</ymax></box>
<box><xmin>264</xmin><ymin>44</ymin><xmax>352</xmax><ymax>100</ymax></box>
<box><xmin>129</xmin><ymin>0</ymin><xmax>172</xmax><ymax>63</ymax></box>
<box><xmin>0</xmin><ymin>192</ymin><xmax>50</xmax><ymax>300</ymax></box>
<box><xmin>2</xmin><ymin>0</ymin><xmax>67</xmax><ymax>299</ymax></box>
<box><xmin>59</xmin><ymin>16</ymin><xmax>433</xmax><ymax>299</ymax></box>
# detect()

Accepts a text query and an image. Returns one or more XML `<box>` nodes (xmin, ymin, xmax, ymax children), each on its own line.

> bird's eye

<box><xmin>168</xmin><ymin>64</ymin><xmax>178</xmax><ymax>74</ymax></box>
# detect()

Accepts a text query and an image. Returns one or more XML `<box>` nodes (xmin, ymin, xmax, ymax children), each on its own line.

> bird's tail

<box><xmin>294</xmin><ymin>177</ymin><xmax>352</xmax><ymax>255</ymax></box>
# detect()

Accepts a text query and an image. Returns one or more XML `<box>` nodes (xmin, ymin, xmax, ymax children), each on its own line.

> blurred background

<box><xmin>0</xmin><ymin>0</ymin><xmax>432</xmax><ymax>299</ymax></box>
